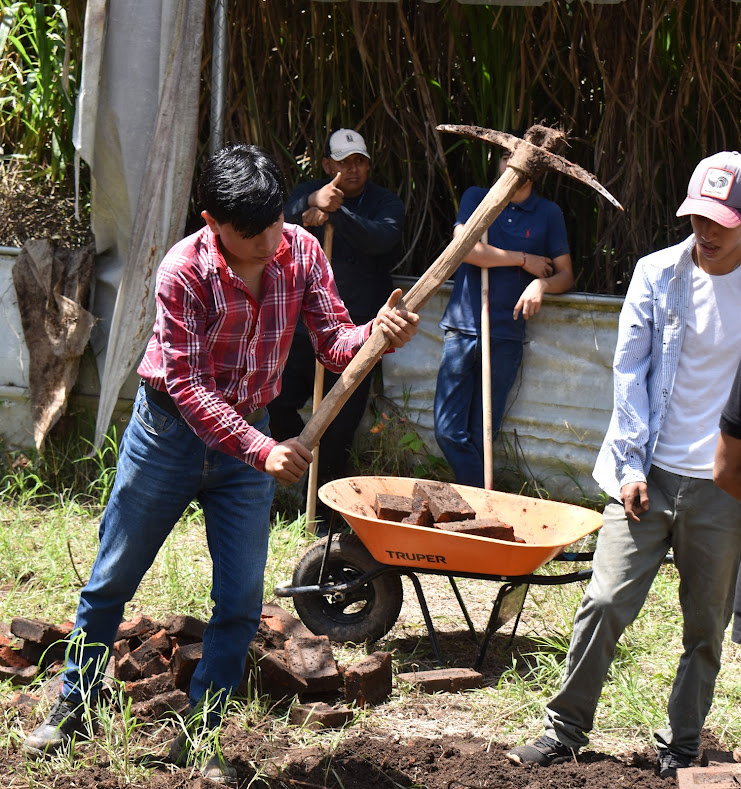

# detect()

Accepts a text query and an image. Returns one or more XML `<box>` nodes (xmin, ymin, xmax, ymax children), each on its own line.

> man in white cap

<box><xmin>269</xmin><ymin>129</ymin><xmax>405</xmax><ymax>528</ymax></box>
<box><xmin>507</xmin><ymin>151</ymin><xmax>741</xmax><ymax>779</ymax></box>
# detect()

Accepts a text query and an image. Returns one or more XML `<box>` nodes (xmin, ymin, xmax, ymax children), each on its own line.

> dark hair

<box><xmin>198</xmin><ymin>143</ymin><xmax>287</xmax><ymax>238</ymax></box>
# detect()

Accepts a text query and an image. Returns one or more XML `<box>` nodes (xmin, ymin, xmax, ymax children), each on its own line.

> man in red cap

<box><xmin>507</xmin><ymin>151</ymin><xmax>741</xmax><ymax>780</ymax></box>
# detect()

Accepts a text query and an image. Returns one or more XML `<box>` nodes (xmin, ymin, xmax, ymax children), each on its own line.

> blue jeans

<box><xmin>62</xmin><ymin>384</ymin><xmax>274</xmax><ymax>722</ymax></box>
<box><xmin>545</xmin><ymin>465</ymin><xmax>741</xmax><ymax>757</ymax></box>
<box><xmin>433</xmin><ymin>329</ymin><xmax>523</xmax><ymax>487</ymax></box>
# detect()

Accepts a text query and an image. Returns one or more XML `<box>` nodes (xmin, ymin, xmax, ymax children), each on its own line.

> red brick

<box><xmin>701</xmin><ymin>749</ymin><xmax>736</xmax><ymax>766</ymax></box>
<box><xmin>412</xmin><ymin>481</ymin><xmax>475</xmax><ymax>523</ymax></box>
<box><xmin>677</xmin><ymin>765</ymin><xmax>741</xmax><ymax>789</ymax></box>
<box><xmin>289</xmin><ymin>702</ymin><xmax>353</xmax><ymax>729</ymax></box>
<box><xmin>115</xmin><ymin>615</ymin><xmax>159</xmax><ymax>643</ymax></box>
<box><xmin>20</xmin><ymin>639</ymin><xmax>68</xmax><ymax>668</ymax></box>
<box><xmin>8</xmin><ymin>691</ymin><xmax>39</xmax><ymax>711</ymax></box>
<box><xmin>125</xmin><ymin>671</ymin><xmax>176</xmax><ymax>703</ymax></box>
<box><xmin>116</xmin><ymin>650</ymin><xmax>169</xmax><ymax>682</ymax></box>
<box><xmin>0</xmin><ymin>664</ymin><xmax>37</xmax><ymax>685</ymax></box>
<box><xmin>0</xmin><ymin>644</ymin><xmax>32</xmax><ymax>670</ymax></box>
<box><xmin>113</xmin><ymin>639</ymin><xmax>131</xmax><ymax>659</ymax></box>
<box><xmin>343</xmin><ymin>652</ymin><xmax>392</xmax><ymax>707</ymax></box>
<box><xmin>131</xmin><ymin>689</ymin><xmax>190</xmax><ymax>719</ymax></box>
<box><xmin>284</xmin><ymin>635</ymin><xmax>341</xmax><ymax>695</ymax></box>
<box><xmin>243</xmin><ymin>643</ymin><xmax>307</xmax><ymax>699</ymax></box>
<box><xmin>374</xmin><ymin>494</ymin><xmax>414</xmax><ymax>522</ymax></box>
<box><xmin>163</xmin><ymin>614</ymin><xmax>206</xmax><ymax>642</ymax></box>
<box><xmin>258</xmin><ymin>603</ymin><xmax>315</xmax><ymax>648</ymax></box>
<box><xmin>396</xmin><ymin>667</ymin><xmax>482</xmax><ymax>693</ymax></box>
<box><xmin>10</xmin><ymin>617</ymin><xmax>73</xmax><ymax>646</ymax></box>
<box><xmin>171</xmin><ymin>641</ymin><xmax>202</xmax><ymax>691</ymax></box>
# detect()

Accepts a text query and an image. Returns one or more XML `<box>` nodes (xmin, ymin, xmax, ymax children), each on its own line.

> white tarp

<box><xmin>74</xmin><ymin>0</ymin><xmax>206</xmax><ymax>448</ymax></box>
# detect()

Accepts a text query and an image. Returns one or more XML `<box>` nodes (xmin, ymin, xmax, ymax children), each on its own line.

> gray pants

<box><xmin>545</xmin><ymin>465</ymin><xmax>741</xmax><ymax>758</ymax></box>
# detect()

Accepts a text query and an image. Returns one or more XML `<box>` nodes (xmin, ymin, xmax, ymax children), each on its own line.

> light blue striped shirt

<box><xmin>593</xmin><ymin>235</ymin><xmax>696</xmax><ymax>501</ymax></box>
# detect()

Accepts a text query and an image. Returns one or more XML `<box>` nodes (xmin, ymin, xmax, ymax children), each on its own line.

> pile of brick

<box><xmin>0</xmin><ymin>604</ymin><xmax>400</xmax><ymax>728</ymax></box>
<box><xmin>374</xmin><ymin>480</ymin><xmax>525</xmax><ymax>543</ymax></box>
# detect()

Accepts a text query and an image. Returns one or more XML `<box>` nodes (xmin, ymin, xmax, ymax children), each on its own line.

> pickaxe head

<box><xmin>438</xmin><ymin>123</ymin><xmax>624</xmax><ymax>210</ymax></box>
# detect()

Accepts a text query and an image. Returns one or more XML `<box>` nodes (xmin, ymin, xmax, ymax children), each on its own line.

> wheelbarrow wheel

<box><xmin>292</xmin><ymin>533</ymin><xmax>403</xmax><ymax>644</ymax></box>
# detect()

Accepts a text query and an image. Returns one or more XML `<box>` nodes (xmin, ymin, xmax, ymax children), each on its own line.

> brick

<box><xmin>163</xmin><ymin>614</ymin><xmax>206</xmax><ymax>642</ymax></box>
<box><xmin>131</xmin><ymin>689</ymin><xmax>190</xmax><ymax>720</ymax></box>
<box><xmin>284</xmin><ymin>635</ymin><xmax>341</xmax><ymax>695</ymax></box>
<box><xmin>289</xmin><ymin>702</ymin><xmax>353</xmax><ymax>729</ymax></box>
<box><xmin>701</xmin><ymin>749</ymin><xmax>736</xmax><ymax>766</ymax></box>
<box><xmin>113</xmin><ymin>639</ymin><xmax>131</xmax><ymax>659</ymax></box>
<box><xmin>116</xmin><ymin>650</ymin><xmax>169</xmax><ymax>682</ymax></box>
<box><xmin>10</xmin><ymin>617</ymin><xmax>73</xmax><ymax>646</ymax></box>
<box><xmin>243</xmin><ymin>643</ymin><xmax>307</xmax><ymax>699</ymax></box>
<box><xmin>677</xmin><ymin>764</ymin><xmax>741</xmax><ymax>789</ymax></box>
<box><xmin>401</xmin><ymin>498</ymin><xmax>435</xmax><ymax>528</ymax></box>
<box><xmin>115</xmin><ymin>615</ymin><xmax>159</xmax><ymax>643</ymax></box>
<box><xmin>374</xmin><ymin>494</ymin><xmax>414</xmax><ymax>522</ymax></box>
<box><xmin>436</xmin><ymin>519</ymin><xmax>524</xmax><ymax>542</ymax></box>
<box><xmin>396</xmin><ymin>667</ymin><xmax>482</xmax><ymax>693</ymax></box>
<box><xmin>8</xmin><ymin>691</ymin><xmax>39</xmax><ymax>711</ymax></box>
<box><xmin>171</xmin><ymin>641</ymin><xmax>202</xmax><ymax>691</ymax></box>
<box><xmin>0</xmin><ymin>664</ymin><xmax>37</xmax><ymax>685</ymax></box>
<box><xmin>412</xmin><ymin>481</ymin><xmax>475</xmax><ymax>523</ymax></box>
<box><xmin>343</xmin><ymin>652</ymin><xmax>392</xmax><ymax>707</ymax></box>
<box><xmin>0</xmin><ymin>644</ymin><xmax>32</xmax><ymax>670</ymax></box>
<box><xmin>259</xmin><ymin>603</ymin><xmax>315</xmax><ymax>646</ymax></box>
<box><xmin>125</xmin><ymin>671</ymin><xmax>176</xmax><ymax>703</ymax></box>
<box><xmin>20</xmin><ymin>639</ymin><xmax>68</xmax><ymax>668</ymax></box>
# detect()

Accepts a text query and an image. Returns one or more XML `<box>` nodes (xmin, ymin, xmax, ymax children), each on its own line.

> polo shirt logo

<box><xmin>700</xmin><ymin>167</ymin><xmax>734</xmax><ymax>201</ymax></box>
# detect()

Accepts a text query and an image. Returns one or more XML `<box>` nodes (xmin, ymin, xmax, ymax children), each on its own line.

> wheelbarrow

<box><xmin>274</xmin><ymin>476</ymin><xmax>603</xmax><ymax>669</ymax></box>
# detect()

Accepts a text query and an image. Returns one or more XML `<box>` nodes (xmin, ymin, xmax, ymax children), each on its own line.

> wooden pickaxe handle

<box><xmin>298</xmin><ymin>166</ymin><xmax>527</xmax><ymax>450</ymax></box>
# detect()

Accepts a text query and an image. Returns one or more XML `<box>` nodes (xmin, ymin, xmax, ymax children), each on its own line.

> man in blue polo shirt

<box><xmin>434</xmin><ymin>149</ymin><xmax>574</xmax><ymax>487</ymax></box>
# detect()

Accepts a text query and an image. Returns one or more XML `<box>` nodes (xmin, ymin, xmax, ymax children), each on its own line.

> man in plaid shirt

<box><xmin>24</xmin><ymin>143</ymin><xmax>418</xmax><ymax>783</ymax></box>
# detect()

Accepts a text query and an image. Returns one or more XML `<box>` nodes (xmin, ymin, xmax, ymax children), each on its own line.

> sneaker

<box><xmin>506</xmin><ymin>734</ymin><xmax>576</xmax><ymax>766</ymax></box>
<box><xmin>169</xmin><ymin>732</ymin><xmax>237</xmax><ymax>786</ymax></box>
<box><xmin>657</xmin><ymin>748</ymin><xmax>692</xmax><ymax>779</ymax></box>
<box><xmin>23</xmin><ymin>697</ymin><xmax>87</xmax><ymax>758</ymax></box>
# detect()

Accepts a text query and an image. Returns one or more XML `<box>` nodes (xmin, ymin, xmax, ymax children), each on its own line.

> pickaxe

<box><xmin>297</xmin><ymin>124</ymin><xmax>623</xmax><ymax>451</ymax></box>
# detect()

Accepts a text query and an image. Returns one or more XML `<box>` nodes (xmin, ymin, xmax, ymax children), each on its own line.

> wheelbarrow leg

<box><xmin>404</xmin><ymin>572</ymin><xmax>445</xmax><ymax>667</ymax></box>
<box><xmin>447</xmin><ymin>577</ymin><xmax>480</xmax><ymax>646</ymax></box>
<box><xmin>474</xmin><ymin>583</ymin><xmax>529</xmax><ymax>672</ymax></box>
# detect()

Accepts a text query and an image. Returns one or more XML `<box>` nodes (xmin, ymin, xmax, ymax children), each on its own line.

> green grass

<box><xmin>2</xmin><ymin>445</ymin><xmax>741</xmax><ymax>784</ymax></box>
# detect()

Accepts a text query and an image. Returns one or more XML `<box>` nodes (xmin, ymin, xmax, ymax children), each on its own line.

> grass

<box><xmin>2</xmin><ymin>442</ymin><xmax>741</xmax><ymax>785</ymax></box>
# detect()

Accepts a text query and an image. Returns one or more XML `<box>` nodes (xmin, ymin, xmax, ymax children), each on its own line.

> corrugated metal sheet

<box><xmin>0</xmin><ymin>252</ymin><xmax>621</xmax><ymax>503</ymax></box>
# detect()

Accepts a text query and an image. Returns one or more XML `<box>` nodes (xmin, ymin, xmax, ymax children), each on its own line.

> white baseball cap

<box><xmin>326</xmin><ymin>129</ymin><xmax>370</xmax><ymax>161</ymax></box>
<box><xmin>676</xmin><ymin>151</ymin><xmax>741</xmax><ymax>228</ymax></box>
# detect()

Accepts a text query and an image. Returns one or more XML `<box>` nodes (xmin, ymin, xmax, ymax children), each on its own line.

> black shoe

<box><xmin>506</xmin><ymin>734</ymin><xmax>576</xmax><ymax>766</ymax></box>
<box><xmin>169</xmin><ymin>731</ymin><xmax>237</xmax><ymax>786</ymax></box>
<box><xmin>23</xmin><ymin>697</ymin><xmax>87</xmax><ymax>758</ymax></box>
<box><xmin>657</xmin><ymin>748</ymin><xmax>692</xmax><ymax>779</ymax></box>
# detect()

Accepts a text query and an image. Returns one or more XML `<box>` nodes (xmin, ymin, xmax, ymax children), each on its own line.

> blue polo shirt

<box><xmin>440</xmin><ymin>187</ymin><xmax>570</xmax><ymax>341</ymax></box>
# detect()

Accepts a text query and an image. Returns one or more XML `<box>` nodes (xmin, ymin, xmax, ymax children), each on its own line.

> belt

<box><xmin>142</xmin><ymin>381</ymin><xmax>265</xmax><ymax>426</ymax></box>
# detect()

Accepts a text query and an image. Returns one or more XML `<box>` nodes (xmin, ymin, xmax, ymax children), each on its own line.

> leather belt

<box><xmin>143</xmin><ymin>381</ymin><xmax>265</xmax><ymax>426</ymax></box>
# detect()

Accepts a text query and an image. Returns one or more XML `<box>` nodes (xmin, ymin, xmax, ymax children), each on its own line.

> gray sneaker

<box><xmin>657</xmin><ymin>748</ymin><xmax>692</xmax><ymax>779</ymax></box>
<box><xmin>23</xmin><ymin>697</ymin><xmax>87</xmax><ymax>758</ymax></box>
<box><xmin>506</xmin><ymin>734</ymin><xmax>576</xmax><ymax>766</ymax></box>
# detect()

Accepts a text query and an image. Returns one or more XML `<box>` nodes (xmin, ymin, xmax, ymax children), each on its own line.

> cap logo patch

<box><xmin>700</xmin><ymin>167</ymin><xmax>734</xmax><ymax>201</ymax></box>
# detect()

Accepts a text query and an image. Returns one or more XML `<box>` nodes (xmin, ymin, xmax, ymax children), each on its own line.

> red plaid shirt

<box><xmin>138</xmin><ymin>223</ymin><xmax>370</xmax><ymax>470</ymax></box>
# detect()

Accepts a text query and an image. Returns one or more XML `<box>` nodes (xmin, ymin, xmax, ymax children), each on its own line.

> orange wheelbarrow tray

<box><xmin>275</xmin><ymin>476</ymin><xmax>603</xmax><ymax>668</ymax></box>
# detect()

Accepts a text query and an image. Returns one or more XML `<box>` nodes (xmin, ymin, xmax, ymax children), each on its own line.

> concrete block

<box><xmin>289</xmin><ymin>702</ymin><xmax>353</xmax><ymax>729</ymax></box>
<box><xmin>395</xmin><ymin>667</ymin><xmax>483</xmax><ymax>693</ymax></box>
<box><xmin>343</xmin><ymin>652</ymin><xmax>392</xmax><ymax>706</ymax></box>
<box><xmin>284</xmin><ymin>635</ymin><xmax>341</xmax><ymax>695</ymax></box>
<box><xmin>677</xmin><ymin>764</ymin><xmax>741</xmax><ymax>789</ymax></box>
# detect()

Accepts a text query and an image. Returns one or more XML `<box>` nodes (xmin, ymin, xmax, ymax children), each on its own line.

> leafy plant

<box><xmin>0</xmin><ymin>2</ymin><xmax>83</xmax><ymax>181</ymax></box>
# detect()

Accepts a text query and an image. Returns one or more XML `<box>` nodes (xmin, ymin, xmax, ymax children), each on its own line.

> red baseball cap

<box><xmin>676</xmin><ymin>151</ymin><xmax>741</xmax><ymax>228</ymax></box>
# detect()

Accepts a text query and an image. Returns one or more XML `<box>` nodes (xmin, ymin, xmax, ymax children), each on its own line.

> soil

<box><xmin>2</xmin><ymin>714</ymin><xmax>720</xmax><ymax>789</ymax></box>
